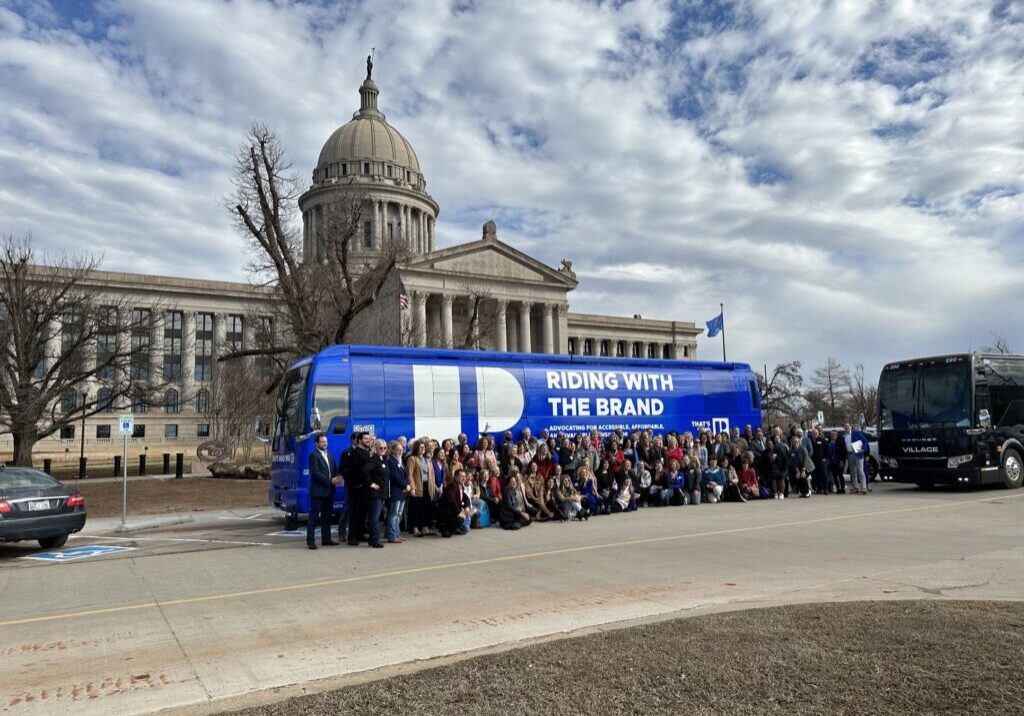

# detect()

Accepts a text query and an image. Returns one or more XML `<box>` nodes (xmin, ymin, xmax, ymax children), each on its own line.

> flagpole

<box><xmin>720</xmin><ymin>302</ymin><xmax>727</xmax><ymax>362</ymax></box>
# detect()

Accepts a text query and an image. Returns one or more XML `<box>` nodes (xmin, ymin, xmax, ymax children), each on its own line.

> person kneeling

<box><xmin>437</xmin><ymin>469</ymin><xmax>471</xmax><ymax>537</ymax></box>
<box><xmin>499</xmin><ymin>474</ymin><xmax>533</xmax><ymax>530</ymax></box>
<box><xmin>702</xmin><ymin>457</ymin><xmax>726</xmax><ymax>504</ymax></box>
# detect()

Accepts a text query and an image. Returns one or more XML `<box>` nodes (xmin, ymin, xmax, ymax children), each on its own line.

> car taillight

<box><xmin>66</xmin><ymin>494</ymin><xmax>85</xmax><ymax>508</ymax></box>
<box><xmin>0</xmin><ymin>500</ymin><xmax>11</xmax><ymax>514</ymax></box>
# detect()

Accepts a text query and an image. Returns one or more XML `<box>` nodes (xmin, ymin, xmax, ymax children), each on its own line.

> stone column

<box><xmin>420</xmin><ymin>212</ymin><xmax>427</xmax><ymax>253</ymax></box>
<box><xmin>115</xmin><ymin>320</ymin><xmax>130</xmax><ymax>409</ymax></box>
<box><xmin>541</xmin><ymin>303</ymin><xmax>554</xmax><ymax>354</ymax></box>
<box><xmin>414</xmin><ymin>292</ymin><xmax>428</xmax><ymax>347</ymax></box>
<box><xmin>150</xmin><ymin>311</ymin><xmax>165</xmax><ymax>383</ymax></box>
<box><xmin>495</xmin><ymin>300</ymin><xmax>508</xmax><ymax>352</ymax></box>
<box><xmin>518</xmin><ymin>302</ymin><xmax>532</xmax><ymax>354</ymax></box>
<box><xmin>441</xmin><ymin>294</ymin><xmax>454</xmax><ymax>349</ymax></box>
<box><xmin>182</xmin><ymin>311</ymin><xmax>196</xmax><ymax>408</ymax></box>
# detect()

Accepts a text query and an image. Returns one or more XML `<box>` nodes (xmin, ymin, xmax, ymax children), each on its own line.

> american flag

<box><xmin>398</xmin><ymin>280</ymin><xmax>410</xmax><ymax>311</ymax></box>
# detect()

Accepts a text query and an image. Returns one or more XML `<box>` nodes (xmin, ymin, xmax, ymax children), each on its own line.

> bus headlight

<box><xmin>947</xmin><ymin>454</ymin><xmax>973</xmax><ymax>468</ymax></box>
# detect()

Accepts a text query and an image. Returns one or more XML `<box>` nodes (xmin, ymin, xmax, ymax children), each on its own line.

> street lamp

<box><xmin>79</xmin><ymin>389</ymin><xmax>88</xmax><ymax>479</ymax></box>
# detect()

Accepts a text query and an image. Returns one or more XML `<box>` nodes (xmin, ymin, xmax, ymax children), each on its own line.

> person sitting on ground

<box><xmin>523</xmin><ymin>463</ymin><xmax>553</xmax><ymax>522</ymax></box>
<box><xmin>498</xmin><ymin>473</ymin><xmax>532</xmax><ymax>530</ymax></box>
<box><xmin>636</xmin><ymin>460</ymin><xmax>653</xmax><ymax>506</ymax></box>
<box><xmin>663</xmin><ymin>458</ymin><xmax>685</xmax><ymax>505</ymax></box>
<box><xmin>614</xmin><ymin>476</ymin><xmax>638</xmax><ymax>512</ymax></box>
<box><xmin>542</xmin><ymin>476</ymin><xmax>563</xmax><ymax>521</ymax></box>
<box><xmin>737</xmin><ymin>455</ymin><xmax>760</xmax><ymax>501</ymax></box>
<box><xmin>595</xmin><ymin>458</ymin><xmax>615</xmax><ymax>512</ymax></box>
<box><xmin>682</xmin><ymin>454</ymin><xmax>702</xmax><ymax>505</ymax></box>
<box><xmin>482</xmin><ymin>467</ymin><xmax>502</xmax><ymax>516</ymax></box>
<box><xmin>720</xmin><ymin>457</ymin><xmax>746</xmax><ymax>503</ymax></box>
<box><xmin>436</xmin><ymin>469</ymin><xmax>470</xmax><ymax>538</ymax></box>
<box><xmin>702</xmin><ymin>456</ymin><xmax>726</xmax><ymax>504</ymax></box>
<box><xmin>648</xmin><ymin>459</ymin><xmax>666</xmax><ymax>505</ymax></box>
<box><xmin>577</xmin><ymin>465</ymin><xmax>604</xmax><ymax>515</ymax></box>
<box><xmin>557</xmin><ymin>474</ymin><xmax>586</xmax><ymax>521</ymax></box>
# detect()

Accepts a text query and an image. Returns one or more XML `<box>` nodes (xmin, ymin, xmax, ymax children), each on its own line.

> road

<box><xmin>1</xmin><ymin>484</ymin><xmax>1023</xmax><ymax>715</ymax></box>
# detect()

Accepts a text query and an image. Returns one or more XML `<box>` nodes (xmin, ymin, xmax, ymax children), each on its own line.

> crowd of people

<box><xmin>304</xmin><ymin>422</ymin><xmax>875</xmax><ymax>549</ymax></box>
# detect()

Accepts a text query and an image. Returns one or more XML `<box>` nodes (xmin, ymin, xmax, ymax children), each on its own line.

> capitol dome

<box><xmin>311</xmin><ymin>77</ymin><xmax>424</xmax><ymax>190</ymax></box>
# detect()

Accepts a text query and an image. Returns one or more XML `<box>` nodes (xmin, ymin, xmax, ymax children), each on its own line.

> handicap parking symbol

<box><xmin>22</xmin><ymin>545</ymin><xmax>137</xmax><ymax>563</ymax></box>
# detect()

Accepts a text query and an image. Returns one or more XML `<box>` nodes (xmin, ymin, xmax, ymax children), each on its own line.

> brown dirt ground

<box><xmin>69</xmin><ymin>477</ymin><xmax>268</xmax><ymax>518</ymax></box>
<box><xmin>222</xmin><ymin>600</ymin><xmax>1024</xmax><ymax>716</ymax></box>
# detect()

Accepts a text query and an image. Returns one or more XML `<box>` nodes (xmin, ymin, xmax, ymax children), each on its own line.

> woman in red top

<box><xmin>663</xmin><ymin>434</ymin><xmax>683</xmax><ymax>467</ymax></box>
<box><xmin>532</xmin><ymin>442</ymin><xmax>555</xmax><ymax>480</ymax></box>
<box><xmin>737</xmin><ymin>454</ymin><xmax>760</xmax><ymax>500</ymax></box>
<box><xmin>606</xmin><ymin>439</ymin><xmax>625</xmax><ymax>484</ymax></box>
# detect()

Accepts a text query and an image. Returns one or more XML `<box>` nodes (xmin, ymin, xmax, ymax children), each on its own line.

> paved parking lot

<box><xmin>1</xmin><ymin>484</ymin><xmax>1023</xmax><ymax>715</ymax></box>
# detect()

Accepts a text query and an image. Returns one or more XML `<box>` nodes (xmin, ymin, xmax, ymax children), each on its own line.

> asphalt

<box><xmin>1</xmin><ymin>483</ymin><xmax>1022</xmax><ymax>715</ymax></box>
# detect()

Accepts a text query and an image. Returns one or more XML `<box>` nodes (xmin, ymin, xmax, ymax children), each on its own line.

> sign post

<box><xmin>116</xmin><ymin>415</ymin><xmax>133</xmax><ymax>532</ymax></box>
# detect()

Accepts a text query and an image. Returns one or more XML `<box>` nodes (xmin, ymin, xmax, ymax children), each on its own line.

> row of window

<box><xmin>567</xmin><ymin>338</ymin><xmax>681</xmax><ymax>359</ymax></box>
<box><xmin>58</xmin><ymin>423</ymin><xmax>211</xmax><ymax>440</ymax></box>
<box><xmin>129</xmin><ymin>310</ymin><xmax>246</xmax><ymax>382</ymax></box>
<box><xmin>319</xmin><ymin>161</ymin><xmax>417</xmax><ymax>184</ymax></box>
<box><xmin>62</xmin><ymin>388</ymin><xmax>211</xmax><ymax>415</ymax></box>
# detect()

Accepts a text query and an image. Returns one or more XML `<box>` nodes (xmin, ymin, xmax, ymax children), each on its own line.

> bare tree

<box><xmin>223</xmin><ymin>124</ymin><xmax>409</xmax><ymax>385</ymax></box>
<box><xmin>810</xmin><ymin>357</ymin><xmax>850</xmax><ymax>426</ymax></box>
<box><xmin>846</xmin><ymin>363</ymin><xmax>878</xmax><ymax>426</ymax></box>
<box><xmin>982</xmin><ymin>332</ymin><xmax>1013</xmax><ymax>355</ymax></box>
<box><xmin>202</xmin><ymin>359</ymin><xmax>275</xmax><ymax>462</ymax></box>
<box><xmin>456</xmin><ymin>287</ymin><xmax>502</xmax><ymax>350</ymax></box>
<box><xmin>758</xmin><ymin>361</ymin><xmax>804</xmax><ymax>426</ymax></box>
<box><xmin>0</xmin><ymin>236</ymin><xmax>164</xmax><ymax>466</ymax></box>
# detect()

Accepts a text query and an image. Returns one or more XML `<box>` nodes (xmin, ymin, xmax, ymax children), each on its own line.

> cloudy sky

<box><xmin>1</xmin><ymin>0</ymin><xmax>1022</xmax><ymax>382</ymax></box>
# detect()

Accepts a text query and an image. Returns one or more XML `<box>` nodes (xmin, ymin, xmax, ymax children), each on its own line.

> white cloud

<box><xmin>0</xmin><ymin>0</ymin><xmax>1021</xmax><ymax>383</ymax></box>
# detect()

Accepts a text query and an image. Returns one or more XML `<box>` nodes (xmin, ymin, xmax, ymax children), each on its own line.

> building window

<box><xmin>97</xmin><ymin>306</ymin><xmax>117</xmax><ymax>380</ymax></box>
<box><xmin>583</xmin><ymin>339</ymin><xmax>593</xmax><ymax>356</ymax></box>
<box><xmin>363</xmin><ymin>220</ymin><xmax>372</xmax><ymax>248</ymax></box>
<box><xmin>616</xmin><ymin>341</ymin><xmax>626</xmax><ymax>357</ymax></box>
<box><xmin>195</xmin><ymin>313</ymin><xmax>214</xmax><ymax>382</ymax></box>
<box><xmin>164</xmin><ymin>388</ymin><xmax>179</xmax><ymax>414</ymax></box>
<box><xmin>632</xmin><ymin>342</ymin><xmax>642</xmax><ymax>358</ymax></box>
<box><xmin>96</xmin><ymin>424</ymin><xmax>111</xmax><ymax>439</ymax></box>
<box><xmin>197</xmin><ymin>423</ymin><xmax>210</xmax><ymax>438</ymax></box>
<box><xmin>60</xmin><ymin>308</ymin><xmax>82</xmax><ymax>366</ymax></box>
<box><xmin>60</xmin><ymin>425</ymin><xmax>75</xmax><ymax>440</ymax></box>
<box><xmin>196</xmin><ymin>389</ymin><xmax>210</xmax><ymax>414</ymax></box>
<box><xmin>683</xmin><ymin>346</ymin><xmax>689</xmax><ymax>358</ymax></box>
<box><xmin>132</xmin><ymin>424</ymin><xmax>146</xmax><ymax>438</ymax></box>
<box><xmin>647</xmin><ymin>344</ymin><xmax>656</xmax><ymax>358</ymax></box>
<box><xmin>341</xmin><ymin>164</ymin><xmax>348</xmax><ymax>176</ymax></box>
<box><xmin>60</xmin><ymin>389</ymin><xmax>78</xmax><ymax>413</ymax></box>
<box><xmin>256</xmin><ymin>317</ymin><xmax>274</xmax><ymax>379</ymax></box>
<box><xmin>663</xmin><ymin>345</ymin><xmax>672</xmax><ymax>359</ymax></box>
<box><xmin>599</xmin><ymin>340</ymin><xmax>610</xmax><ymax>357</ymax></box>
<box><xmin>387</xmin><ymin>222</ymin><xmax>394</xmax><ymax>241</ymax></box>
<box><xmin>406</xmin><ymin>170</ymin><xmax>411</xmax><ymax>182</ymax></box>
<box><xmin>131</xmin><ymin>308</ymin><xmax>151</xmax><ymax>380</ymax></box>
<box><xmin>165</xmin><ymin>424</ymin><xmax>178</xmax><ymax>438</ymax></box>
<box><xmin>97</xmin><ymin>387</ymin><xmax>113</xmax><ymax>413</ymax></box>
<box><xmin>132</xmin><ymin>389</ymin><xmax>147</xmax><ymax>414</ymax></box>
<box><xmin>163</xmin><ymin>311</ymin><xmax>183</xmax><ymax>380</ymax></box>
<box><xmin>226</xmin><ymin>314</ymin><xmax>243</xmax><ymax>354</ymax></box>
<box><xmin>362</xmin><ymin>162</ymin><xmax>370</xmax><ymax>174</ymax></box>
<box><xmin>386</xmin><ymin>164</ymin><xmax>393</xmax><ymax>177</ymax></box>
<box><xmin>567</xmin><ymin>338</ymin><xmax>577</xmax><ymax>355</ymax></box>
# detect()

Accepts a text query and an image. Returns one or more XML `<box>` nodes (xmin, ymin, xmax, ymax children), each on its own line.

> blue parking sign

<box><xmin>22</xmin><ymin>545</ymin><xmax>137</xmax><ymax>562</ymax></box>
<box><xmin>118</xmin><ymin>414</ymin><xmax>134</xmax><ymax>436</ymax></box>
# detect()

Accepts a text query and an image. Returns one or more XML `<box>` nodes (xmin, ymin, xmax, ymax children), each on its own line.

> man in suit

<box><xmin>340</xmin><ymin>431</ymin><xmax>373</xmax><ymax>545</ymax></box>
<box><xmin>306</xmin><ymin>432</ymin><xmax>338</xmax><ymax>549</ymax></box>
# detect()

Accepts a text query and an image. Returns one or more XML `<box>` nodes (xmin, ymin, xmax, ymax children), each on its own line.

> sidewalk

<box><xmin>59</xmin><ymin>472</ymin><xmax>212</xmax><ymax>485</ymax></box>
<box><xmin>80</xmin><ymin>505</ymin><xmax>275</xmax><ymax>534</ymax></box>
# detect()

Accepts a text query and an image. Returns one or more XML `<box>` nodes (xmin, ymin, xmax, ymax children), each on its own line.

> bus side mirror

<box><xmin>978</xmin><ymin>409</ymin><xmax>991</xmax><ymax>429</ymax></box>
<box><xmin>329</xmin><ymin>417</ymin><xmax>347</xmax><ymax>435</ymax></box>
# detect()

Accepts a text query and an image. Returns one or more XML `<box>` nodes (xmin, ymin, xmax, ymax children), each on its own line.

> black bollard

<box><xmin>175</xmin><ymin>453</ymin><xmax>184</xmax><ymax>478</ymax></box>
<box><xmin>43</xmin><ymin>458</ymin><xmax>52</xmax><ymax>475</ymax></box>
<box><xmin>79</xmin><ymin>457</ymin><xmax>87</xmax><ymax>479</ymax></box>
<box><xmin>139</xmin><ymin>454</ymin><xmax>146</xmax><ymax>476</ymax></box>
<box><xmin>162</xmin><ymin>453</ymin><xmax>170</xmax><ymax>474</ymax></box>
<box><xmin>114</xmin><ymin>455</ymin><xmax>121</xmax><ymax>477</ymax></box>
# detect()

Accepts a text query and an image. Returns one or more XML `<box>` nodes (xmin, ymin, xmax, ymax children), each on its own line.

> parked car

<box><xmin>0</xmin><ymin>467</ymin><xmax>87</xmax><ymax>549</ymax></box>
<box><xmin>821</xmin><ymin>427</ymin><xmax>880</xmax><ymax>481</ymax></box>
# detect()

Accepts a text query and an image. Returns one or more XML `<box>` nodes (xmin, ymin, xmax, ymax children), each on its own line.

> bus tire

<box><xmin>284</xmin><ymin>512</ymin><xmax>299</xmax><ymax>531</ymax></box>
<box><xmin>1001</xmin><ymin>448</ymin><xmax>1023</xmax><ymax>489</ymax></box>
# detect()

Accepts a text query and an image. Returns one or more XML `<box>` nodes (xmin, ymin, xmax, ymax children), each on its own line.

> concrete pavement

<box><xmin>1</xmin><ymin>484</ymin><xmax>1022</xmax><ymax>715</ymax></box>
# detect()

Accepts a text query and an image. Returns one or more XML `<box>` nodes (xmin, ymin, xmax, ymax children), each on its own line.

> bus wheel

<box><xmin>1001</xmin><ymin>448</ymin><xmax>1023</xmax><ymax>489</ymax></box>
<box><xmin>284</xmin><ymin>512</ymin><xmax>299</xmax><ymax>531</ymax></box>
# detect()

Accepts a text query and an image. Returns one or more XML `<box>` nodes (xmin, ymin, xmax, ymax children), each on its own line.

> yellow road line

<box><xmin>2</xmin><ymin>492</ymin><xmax>1021</xmax><ymax>629</ymax></box>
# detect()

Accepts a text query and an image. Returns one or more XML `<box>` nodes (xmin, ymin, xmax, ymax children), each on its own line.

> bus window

<box><xmin>275</xmin><ymin>365</ymin><xmax>310</xmax><ymax>436</ymax></box>
<box><xmin>748</xmin><ymin>379</ymin><xmax>760</xmax><ymax>410</ymax></box>
<box><xmin>314</xmin><ymin>384</ymin><xmax>350</xmax><ymax>431</ymax></box>
<box><xmin>879</xmin><ymin>368</ymin><xmax>916</xmax><ymax>430</ymax></box>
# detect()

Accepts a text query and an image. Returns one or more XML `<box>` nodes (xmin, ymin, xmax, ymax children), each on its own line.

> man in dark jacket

<box><xmin>362</xmin><ymin>438</ymin><xmax>390</xmax><ymax>548</ymax></box>
<box><xmin>436</xmin><ymin>468</ymin><xmax>470</xmax><ymax>537</ymax></box>
<box><xmin>340</xmin><ymin>432</ymin><xmax>373</xmax><ymax>545</ymax></box>
<box><xmin>306</xmin><ymin>433</ymin><xmax>338</xmax><ymax>549</ymax></box>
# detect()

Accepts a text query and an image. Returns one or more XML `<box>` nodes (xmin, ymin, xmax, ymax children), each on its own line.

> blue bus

<box><xmin>266</xmin><ymin>344</ymin><xmax>761</xmax><ymax>528</ymax></box>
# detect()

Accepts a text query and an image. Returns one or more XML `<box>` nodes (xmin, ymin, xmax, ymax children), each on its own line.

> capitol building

<box><xmin>10</xmin><ymin>68</ymin><xmax>701</xmax><ymax>459</ymax></box>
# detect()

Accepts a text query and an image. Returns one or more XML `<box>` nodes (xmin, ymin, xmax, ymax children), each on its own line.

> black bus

<box><xmin>877</xmin><ymin>353</ymin><xmax>1024</xmax><ymax>489</ymax></box>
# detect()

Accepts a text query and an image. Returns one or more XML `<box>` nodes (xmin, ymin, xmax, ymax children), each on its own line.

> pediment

<box><xmin>406</xmin><ymin>238</ymin><xmax>577</xmax><ymax>287</ymax></box>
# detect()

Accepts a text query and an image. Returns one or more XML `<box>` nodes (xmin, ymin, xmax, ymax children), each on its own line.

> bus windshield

<box><xmin>918</xmin><ymin>362</ymin><xmax>971</xmax><ymax>428</ymax></box>
<box><xmin>879</xmin><ymin>367</ymin><xmax>916</xmax><ymax>430</ymax></box>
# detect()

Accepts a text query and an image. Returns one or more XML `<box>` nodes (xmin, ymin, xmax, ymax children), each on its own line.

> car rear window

<box><xmin>0</xmin><ymin>468</ymin><xmax>60</xmax><ymax>490</ymax></box>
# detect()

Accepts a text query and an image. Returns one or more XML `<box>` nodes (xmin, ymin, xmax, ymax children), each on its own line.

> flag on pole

<box><xmin>398</xmin><ymin>280</ymin><xmax>410</xmax><ymax>311</ymax></box>
<box><xmin>706</xmin><ymin>311</ymin><xmax>723</xmax><ymax>337</ymax></box>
